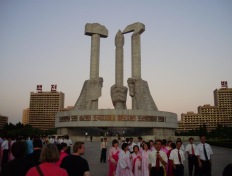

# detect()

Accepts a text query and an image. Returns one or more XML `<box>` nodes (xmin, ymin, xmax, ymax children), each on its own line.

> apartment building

<box><xmin>0</xmin><ymin>115</ymin><xmax>8</xmax><ymax>129</ymax></box>
<box><xmin>177</xmin><ymin>86</ymin><xmax>232</xmax><ymax>132</ymax></box>
<box><xmin>29</xmin><ymin>86</ymin><xmax>64</xmax><ymax>130</ymax></box>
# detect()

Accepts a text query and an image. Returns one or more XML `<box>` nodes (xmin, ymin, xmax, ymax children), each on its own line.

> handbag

<box><xmin>36</xmin><ymin>166</ymin><xmax>44</xmax><ymax>176</ymax></box>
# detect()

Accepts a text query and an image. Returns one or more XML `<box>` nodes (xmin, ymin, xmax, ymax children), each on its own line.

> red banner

<box><xmin>221</xmin><ymin>81</ymin><xmax>228</xmax><ymax>88</ymax></box>
<box><xmin>51</xmin><ymin>84</ymin><xmax>57</xmax><ymax>91</ymax></box>
<box><xmin>37</xmin><ymin>85</ymin><xmax>42</xmax><ymax>92</ymax></box>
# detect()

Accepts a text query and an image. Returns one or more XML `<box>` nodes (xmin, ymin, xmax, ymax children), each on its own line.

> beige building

<box><xmin>29</xmin><ymin>91</ymin><xmax>64</xmax><ymax>130</ymax></box>
<box><xmin>178</xmin><ymin>87</ymin><xmax>232</xmax><ymax>132</ymax></box>
<box><xmin>22</xmin><ymin>108</ymin><xmax>29</xmax><ymax>125</ymax></box>
<box><xmin>0</xmin><ymin>115</ymin><xmax>8</xmax><ymax>129</ymax></box>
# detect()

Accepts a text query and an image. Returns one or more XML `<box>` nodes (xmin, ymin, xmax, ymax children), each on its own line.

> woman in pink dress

<box><xmin>108</xmin><ymin>139</ymin><xmax>120</xmax><ymax>176</ymax></box>
<box><xmin>131</xmin><ymin>145</ymin><xmax>142</xmax><ymax>176</ymax></box>
<box><xmin>166</xmin><ymin>142</ymin><xmax>176</xmax><ymax>176</ymax></box>
<box><xmin>8</xmin><ymin>137</ymin><xmax>15</xmax><ymax>162</ymax></box>
<box><xmin>141</xmin><ymin>142</ymin><xmax>150</xmax><ymax>176</ymax></box>
<box><xmin>116</xmin><ymin>143</ymin><xmax>133</xmax><ymax>176</ymax></box>
<box><xmin>56</xmin><ymin>142</ymin><xmax>68</xmax><ymax>166</ymax></box>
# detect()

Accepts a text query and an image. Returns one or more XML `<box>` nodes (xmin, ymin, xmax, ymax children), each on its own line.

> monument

<box><xmin>56</xmin><ymin>22</ymin><xmax>177</xmax><ymax>137</ymax></box>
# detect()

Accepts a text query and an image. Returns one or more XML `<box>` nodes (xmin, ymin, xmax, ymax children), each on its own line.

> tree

<box><xmin>199</xmin><ymin>123</ymin><xmax>207</xmax><ymax>136</ymax></box>
<box><xmin>1</xmin><ymin>122</ymin><xmax>57</xmax><ymax>138</ymax></box>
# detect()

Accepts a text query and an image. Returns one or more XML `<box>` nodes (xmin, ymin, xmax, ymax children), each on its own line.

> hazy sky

<box><xmin>1</xmin><ymin>0</ymin><xmax>232</xmax><ymax>124</ymax></box>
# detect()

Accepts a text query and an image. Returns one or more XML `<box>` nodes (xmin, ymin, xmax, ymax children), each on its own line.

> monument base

<box><xmin>55</xmin><ymin>109</ymin><xmax>177</xmax><ymax>137</ymax></box>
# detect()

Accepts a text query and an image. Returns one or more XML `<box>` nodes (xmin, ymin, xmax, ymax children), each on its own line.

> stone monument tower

<box><xmin>111</xmin><ymin>30</ymin><xmax>128</xmax><ymax>109</ymax></box>
<box><xmin>56</xmin><ymin>22</ymin><xmax>177</xmax><ymax>137</ymax></box>
<box><xmin>74</xmin><ymin>23</ymin><xmax>108</xmax><ymax>110</ymax></box>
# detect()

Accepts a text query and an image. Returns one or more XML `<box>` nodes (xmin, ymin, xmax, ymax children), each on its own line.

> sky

<box><xmin>0</xmin><ymin>0</ymin><xmax>232</xmax><ymax>124</ymax></box>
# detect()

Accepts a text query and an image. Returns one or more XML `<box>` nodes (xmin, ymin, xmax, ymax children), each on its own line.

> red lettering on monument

<box><xmin>137</xmin><ymin>116</ymin><xmax>157</xmax><ymax>122</ymax></box>
<box><xmin>158</xmin><ymin>116</ymin><xmax>165</xmax><ymax>122</ymax></box>
<box><xmin>71</xmin><ymin>116</ymin><xmax>78</xmax><ymax>121</ymax></box>
<box><xmin>92</xmin><ymin>115</ymin><xmax>116</xmax><ymax>121</ymax></box>
<box><xmin>118</xmin><ymin>115</ymin><xmax>136</xmax><ymax>121</ymax></box>
<box><xmin>79</xmin><ymin>115</ymin><xmax>91</xmax><ymax>121</ymax></box>
<box><xmin>59</xmin><ymin>116</ymin><xmax>70</xmax><ymax>122</ymax></box>
<box><xmin>59</xmin><ymin>115</ymin><xmax>166</xmax><ymax>122</ymax></box>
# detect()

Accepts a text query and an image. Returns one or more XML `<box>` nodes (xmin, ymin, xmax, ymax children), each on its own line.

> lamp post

<box><xmin>85</xmin><ymin>132</ymin><xmax>88</xmax><ymax>138</ymax></box>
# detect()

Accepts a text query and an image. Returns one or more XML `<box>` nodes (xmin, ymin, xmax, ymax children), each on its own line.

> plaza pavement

<box><xmin>82</xmin><ymin>141</ymin><xmax>232</xmax><ymax>176</ymax></box>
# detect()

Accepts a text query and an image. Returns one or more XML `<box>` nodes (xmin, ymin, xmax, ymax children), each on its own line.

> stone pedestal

<box><xmin>153</xmin><ymin>128</ymin><xmax>175</xmax><ymax>136</ymax></box>
<box><xmin>57</xmin><ymin>127</ymin><xmax>69</xmax><ymax>135</ymax></box>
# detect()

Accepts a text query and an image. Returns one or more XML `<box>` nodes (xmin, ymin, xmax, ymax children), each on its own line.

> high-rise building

<box><xmin>22</xmin><ymin>108</ymin><xmax>29</xmax><ymax>125</ymax></box>
<box><xmin>29</xmin><ymin>87</ymin><xmax>64</xmax><ymax>130</ymax></box>
<box><xmin>0</xmin><ymin>115</ymin><xmax>8</xmax><ymax>129</ymax></box>
<box><xmin>177</xmin><ymin>85</ymin><xmax>232</xmax><ymax>132</ymax></box>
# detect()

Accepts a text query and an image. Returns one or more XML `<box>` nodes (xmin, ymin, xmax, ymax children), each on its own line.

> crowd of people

<box><xmin>0</xmin><ymin>135</ymin><xmax>80</xmax><ymax>176</ymax></box>
<box><xmin>105</xmin><ymin>135</ymin><xmax>230</xmax><ymax>176</ymax></box>
<box><xmin>0</xmin><ymin>134</ymin><xmax>231</xmax><ymax>176</ymax></box>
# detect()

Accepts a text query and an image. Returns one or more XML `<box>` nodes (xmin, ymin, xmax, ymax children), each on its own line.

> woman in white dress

<box><xmin>141</xmin><ymin>142</ymin><xmax>150</xmax><ymax>176</ymax></box>
<box><xmin>116</xmin><ymin>143</ymin><xmax>133</xmax><ymax>176</ymax></box>
<box><xmin>131</xmin><ymin>145</ymin><xmax>142</xmax><ymax>176</ymax></box>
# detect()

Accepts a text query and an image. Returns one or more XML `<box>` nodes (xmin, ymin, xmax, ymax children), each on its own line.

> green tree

<box><xmin>199</xmin><ymin>123</ymin><xmax>207</xmax><ymax>136</ymax></box>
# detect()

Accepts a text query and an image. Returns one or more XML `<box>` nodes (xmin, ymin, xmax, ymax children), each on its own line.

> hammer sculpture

<box><xmin>74</xmin><ymin>23</ymin><xmax>108</xmax><ymax>110</ymax></box>
<box><xmin>85</xmin><ymin>23</ymin><xmax>108</xmax><ymax>80</ymax></box>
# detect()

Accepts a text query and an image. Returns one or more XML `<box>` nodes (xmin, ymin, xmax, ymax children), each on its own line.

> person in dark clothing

<box><xmin>223</xmin><ymin>163</ymin><xmax>232</xmax><ymax>176</ymax></box>
<box><xmin>0</xmin><ymin>141</ymin><xmax>34</xmax><ymax>176</ymax></box>
<box><xmin>1</xmin><ymin>136</ymin><xmax>9</xmax><ymax>168</ymax></box>
<box><xmin>25</xmin><ymin>138</ymin><xmax>43</xmax><ymax>166</ymax></box>
<box><xmin>90</xmin><ymin>136</ymin><xmax>93</xmax><ymax>142</ymax></box>
<box><xmin>60</xmin><ymin>141</ymin><xmax>90</xmax><ymax>176</ymax></box>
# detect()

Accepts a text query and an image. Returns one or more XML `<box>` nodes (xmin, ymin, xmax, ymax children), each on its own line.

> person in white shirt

<box><xmin>63</xmin><ymin>135</ymin><xmax>72</xmax><ymax>154</ymax></box>
<box><xmin>185</xmin><ymin>137</ymin><xmax>197</xmax><ymax>176</ymax></box>
<box><xmin>176</xmin><ymin>138</ymin><xmax>185</xmax><ymax>152</ymax></box>
<box><xmin>195</xmin><ymin>135</ymin><xmax>213</xmax><ymax>176</ymax></box>
<box><xmin>58</xmin><ymin>136</ymin><xmax>64</xmax><ymax>144</ymax></box>
<box><xmin>137</xmin><ymin>136</ymin><xmax>143</xmax><ymax>149</ymax></box>
<box><xmin>170</xmin><ymin>140</ymin><xmax>185</xmax><ymax>176</ymax></box>
<box><xmin>1</xmin><ymin>137</ymin><xmax>9</xmax><ymax>167</ymax></box>
<box><xmin>100</xmin><ymin>138</ymin><xmax>108</xmax><ymax>163</ymax></box>
<box><xmin>0</xmin><ymin>136</ymin><xmax>3</xmax><ymax>160</ymax></box>
<box><xmin>149</xmin><ymin>140</ymin><xmax>155</xmax><ymax>151</ymax></box>
<box><xmin>49</xmin><ymin>137</ymin><xmax>55</xmax><ymax>144</ymax></box>
<box><xmin>148</xmin><ymin>139</ymin><xmax>167</xmax><ymax>176</ymax></box>
<box><xmin>128</xmin><ymin>137</ymin><xmax>136</xmax><ymax>154</ymax></box>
